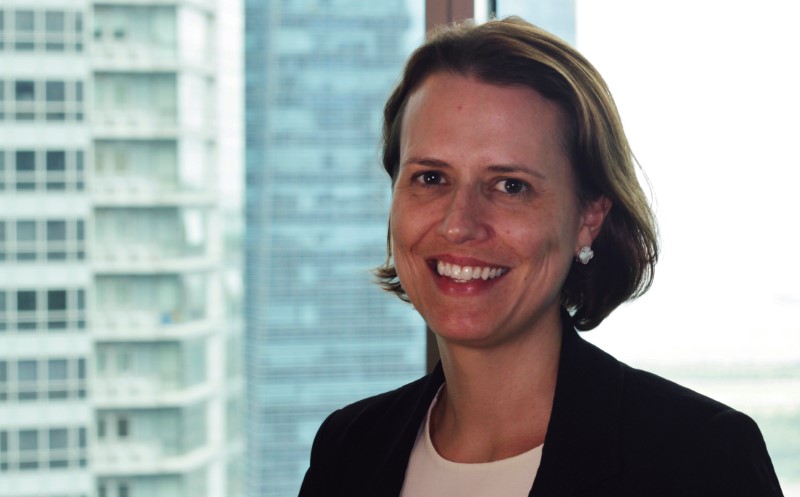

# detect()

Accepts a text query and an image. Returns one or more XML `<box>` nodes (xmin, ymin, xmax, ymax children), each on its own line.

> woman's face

<box><xmin>391</xmin><ymin>73</ymin><xmax>607</xmax><ymax>348</ymax></box>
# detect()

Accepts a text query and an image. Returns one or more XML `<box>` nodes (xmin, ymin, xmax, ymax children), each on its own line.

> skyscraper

<box><xmin>0</xmin><ymin>2</ymin><xmax>243</xmax><ymax>496</ymax></box>
<box><xmin>244</xmin><ymin>2</ymin><xmax>425</xmax><ymax>496</ymax></box>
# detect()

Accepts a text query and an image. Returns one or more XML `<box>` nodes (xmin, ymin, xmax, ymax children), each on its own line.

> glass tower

<box><xmin>244</xmin><ymin>1</ymin><xmax>425</xmax><ymax>496</ymax></box>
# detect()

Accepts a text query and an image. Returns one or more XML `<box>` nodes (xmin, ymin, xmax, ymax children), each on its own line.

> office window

<box><xmin>15</xmin><ymin>151</ymin><xmax>35</xmax><ymax>191</ymax></box>
<box><xmin>18</xmin><ymin>360</ymin><xmax>38</xmax><ymax>400</ymax></box>
<box><xmin>1</xmin><ymin>9</ymin><xmax>83</xmax><ymax>53</ymax></box>
<box><xmin>0</xmin><ymin>222</ymin><xmax>6</xmax><ymax>261</ymax></box>
<box><xmin>18</xmin><ymin>429</ymin><xmax>38</xmax><ymax>469</ymax></box>
<box><xmin>45</xmin><ymin>81</ymin><xmax>66</xmax><ymax>121</ymax></box>
<box><xmin>2</xmin><ymin>79</ymin><xmax>84</xmax><ymax>122</ymax></box>
<box><xmin>6</xmin><ymin>149</ymin><xmax>85</xmax><ymax>192</ymax></box>
<box><xmin>45</xmin><ymin>11</ymin><xmax>65</xmax><ymax>51</ymax></box>
<box><xmin>1</xmin><ymin>287</ymin><xmax>86</xmax><ymax>334</ymax></box>
<box><xmin>1</xmin><ymin>357</ymin><xmax>88</xmax><ymax>402</ymax></box>
<box><xmin>2</xmin><ymin>219</ymin><xmax>86</xmax><ymax>262</ymax></box>
<box><xmin>0</xmin><ymin>426</ymin><xmax>87</xmax><ymax>472</ymax></box>
<box><xmin>14</xmin><ymin>10</ymin><xmax>35</xmax><ymax>51</ymax></box>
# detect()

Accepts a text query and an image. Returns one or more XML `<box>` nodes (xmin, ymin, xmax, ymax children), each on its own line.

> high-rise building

<box><xmin>243</xmin><ymin>2</ymin><xmax>425</xmax><ymax>496</ymax></box>
<box><xmin>0</xmin><ymin>1</ymin><xmax>243</xmax><ymax>496</ymax></box>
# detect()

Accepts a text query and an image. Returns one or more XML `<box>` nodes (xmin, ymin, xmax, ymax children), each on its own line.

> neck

<box><xmin>430</xmin><ymin>308</ymin><xmax>564</xmax><ymax>463</ymax></box>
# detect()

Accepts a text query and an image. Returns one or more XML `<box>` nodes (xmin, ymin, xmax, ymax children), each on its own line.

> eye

<box><xmin>414</xmin><ymin>170</ymin><xmax>446</xmax><ymax>186</ymax></box>
<box><xmin>494</xmin><ymin>178</ymin><xmax>530</xmax><ymax>195</ymax></box>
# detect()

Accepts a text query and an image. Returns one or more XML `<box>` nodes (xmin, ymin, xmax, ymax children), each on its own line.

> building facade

<box><xmin>243</xmin><ymin>1</ymin><xmax>425</xmax><ymax>496</ymax></box>
<box><xmin>0</xmin><ymin>1</ymin><xmax>243</xmax><ymax>496</ymax></box>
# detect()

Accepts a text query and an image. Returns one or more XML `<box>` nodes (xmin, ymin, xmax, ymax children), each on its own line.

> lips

<box><xmin>433</xmin><ymin>259</ymin><xmax>509</xmax><ymax>283</ymax></box>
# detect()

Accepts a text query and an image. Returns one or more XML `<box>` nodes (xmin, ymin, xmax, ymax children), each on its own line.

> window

<box><xmin>48</xmin><ymin>359</ymin><xmax>68</xmax><ymax>399</ymax></box>
<box><xmin>2</xmin><ymin>219</ymin><xmax>87</xmax><ymax>262</ymax></box>
<box><xmin>15</xmin><ymin>151</ymin><xmax>35</xmax><ymax>191</ymax></box>
<box><xmin>16</xmin><ymin>290</ymin><xmax>37</xmax><ymax>331</ymax></box>
<box><xmin>14</xmin><ymin>11</ymin><xmax>35</xmax><ymax>51</ymax></box>
<box><xmin>1</xmin><ymin>357</ymin><xmax>88</xmax><ymax>402</ymax></box>
<box><xmin>46</xmin><ymin>151</ymin><xmax>66</xmax><ymax>190</ymax></box>
<box><xmin>0</xmin><ymin>222</ymin><xmax>6</xmax><ymax>261</ymax></box>
<box><xmin>0</xmin><ymin>361</ymin><xmax>7</xmax><ymax>401</ymax></box>
<box><xmin>0</xmin><ymin>290</ymin><xmax>6</xmax><ymax>331</ymax></box>
<box><xmin>4</xmin><ymin>148</ymin><xmax>85</xmax><ymax>191</ymax></box>
<box><xmin>0</xmin><ymin>287</ymin><xmax>86</xmax><ymax>334</ymax></box>
<box><xmin>18</xmin><ymin>429</ymin><xmax>38</xmax><ymax>469</ymax></box>
<box><xmin>0</xmin><ymin>426</ymin><xmax>87</xmax><ymax>472</ymax></box>
<box><xmin>45</xmin><ymin>81</ymin><xmax>66</xmax><ymax>121</ymax></box>
<box><xmin>1</xmin><ymin>79</ymin><xmax>84</xmax><ymax>122</ymax></box>
<box><xmin>45</xmin><ymin>11</ymin><xmax>65</xmax><ymax>51</ymax></box>
<box><xmin>46</xmin><ymin>220</ymin><xmax>67</xmax><ymax>261</ymax></box>
<box><xmin>117</xmin><ymin>417</ymin><xmax>129</xmax><ymax>438</ymax></box>
<box><xmin>18</xmin><ymin>360</ymin><xmax>38</xmax><ymax>400</ymax></box>
<box><xmin>1</xmin><ymin>9</ymin><xmax>84</xmax><ymax>53</ymax></box>
<box><xmin>48</xmin><ymin>428</ymin><xmax>68</xmax><ymax>468</ymax></box>
<box><xmin>15</xmin><ymin>220</ymin><xmax>37</xmax><ymax>261</ymax></box>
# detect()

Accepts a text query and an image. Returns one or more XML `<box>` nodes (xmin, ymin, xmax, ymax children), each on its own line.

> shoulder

<box><xmin>321</xmin><ymin>371</ymin><xmax>437</xmax><ymax>445</ymax></box>
<box><xmin>614</xmin><ymin>364</ymin><xmax>783</xmax><ymax>495</ymax></box>
<box><xmin>299</xmin><ymin>368</ymin><xmax>443</xmax><ymax>497</ymax></box>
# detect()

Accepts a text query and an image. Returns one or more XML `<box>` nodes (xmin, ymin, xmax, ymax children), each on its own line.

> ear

<box><xmin>576</xmin><ymin>196</ymin><xmax>611</xmax><ymax>250</ymax></box>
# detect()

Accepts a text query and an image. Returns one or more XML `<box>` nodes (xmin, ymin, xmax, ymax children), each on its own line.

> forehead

<box><xmin>399</xmin><ymin>73</ymin><xmax>570</xmax><ymax>170</ymax></box>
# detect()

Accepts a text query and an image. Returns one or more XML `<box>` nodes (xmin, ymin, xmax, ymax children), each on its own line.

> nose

<box><xmin>438</xmin><ymin>187</ymin><xmax>490</xmax><ymax>244</ymax></box>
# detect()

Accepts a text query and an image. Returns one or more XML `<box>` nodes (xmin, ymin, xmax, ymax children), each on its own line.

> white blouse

<box><xmin>399</xmin><ymin>388</ymin><xmax>543</xmax><ymax>497</ymax></box>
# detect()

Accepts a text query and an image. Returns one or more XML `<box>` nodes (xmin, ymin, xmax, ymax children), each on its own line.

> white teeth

<box><xmin>436</xmin><ymin>261</ymin><xmax>506</xmax><ymax>283</ymax></box>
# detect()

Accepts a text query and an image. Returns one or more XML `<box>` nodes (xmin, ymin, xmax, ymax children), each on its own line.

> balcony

<box><xmin>92</xmin><ymin>377</ymin><xmax>214</xmax><ymax>408</ymax></box>
<box><xmin>92</xmin><ymin>177</ymin><xmax>215</xmax><ymax>207</ymax></box>
<box><xmin>93</xmin><ymin>440</ymin><xmax>215</xmax><ymax>476</ymax></box>
<box><xmin>92</xmin><ymin>247</ymin><xmax>215</xmax><ymax>274</ymax></box>
<box><xmin>92</xmin><ymin>309</ymin><xmax>214</xmax><ymax>341</ymax></box>
<box><xmin>92</xmin><ymin>109</ymin><xmax>179</xmax><ymax>139</ymax></box>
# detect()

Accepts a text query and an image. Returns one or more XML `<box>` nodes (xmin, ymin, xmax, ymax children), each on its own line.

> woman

<box><xmin>299</xmin><ymin>17</ymin><xmax>783</xmax><ymax>497</ymax></box>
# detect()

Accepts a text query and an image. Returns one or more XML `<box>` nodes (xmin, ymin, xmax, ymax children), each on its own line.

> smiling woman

<box><xmin>299</xmin><ymin>17</ymin><xmax>785</xmax><ymax>497</ymax></box>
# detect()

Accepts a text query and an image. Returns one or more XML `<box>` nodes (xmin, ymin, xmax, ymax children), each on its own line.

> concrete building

<box><xmin>0</xmin><ymin>1</ymin><xmax>243</xmax><ymax>496</ymax></box>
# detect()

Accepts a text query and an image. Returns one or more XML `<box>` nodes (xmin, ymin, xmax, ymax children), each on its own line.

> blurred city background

<box><xmin>0</xmin><ymin>0</ymin><xmax>797</xmax><ymax>496</ymax></box>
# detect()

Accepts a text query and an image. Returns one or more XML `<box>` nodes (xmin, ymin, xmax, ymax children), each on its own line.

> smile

<box><xmin>436</xmin><ymin>260</ymin><xmax>508</xmax><ymax>283</ymax></box>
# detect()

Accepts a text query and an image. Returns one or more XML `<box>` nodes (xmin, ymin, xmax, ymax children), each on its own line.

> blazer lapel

<box><xmin>363</xmin><ymin>364</ymin><xmax>445</xmax><ymax>497</ymax></box>
<box><xmin>530</xmin><ymin>316</ymin><xmax>624</xmax><ymax>496</ymax></box>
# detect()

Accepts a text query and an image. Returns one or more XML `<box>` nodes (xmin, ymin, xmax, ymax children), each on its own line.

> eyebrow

<box><xmin>403</xmin><ymin>156</ymin><xmax>546</xmax><ymax>180</ymax></box>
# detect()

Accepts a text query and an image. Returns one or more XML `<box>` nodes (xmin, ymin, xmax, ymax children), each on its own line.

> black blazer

<box><xmin>299</xmin><ymin>316</ymin><xmax>784</xmax><ymax>497</ymax></box>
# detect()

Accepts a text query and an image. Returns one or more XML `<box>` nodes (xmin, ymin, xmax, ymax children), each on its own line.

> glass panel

<box><xmin>46</xmin><ymin>221</ymin><xmax>66</xmax><ymax>241</ymax></box>
<box><xmin>16</xmin><ymin>220</ymin><xmax>36</xmax><ymax>241</ymax></box>
<box><xmin>45</xmin><ymin>81</ymin><xmax>66</xmax><ymax>102</ymax></box>
<box><xmin>78</xmin><ymin>427</ymin><xmax>86</xmax><ymax>447</ymax></box>
<box><xmin>76</xmin><ymin>220</ymin><xmax>85</xmax><ymax>241</ymax></box>
<box><xmin>15</xmin><ymin>81</ymin><xmax>35</xmax><ymax>101</ymax></box>
<box><xmin>19</xmin><ymin>430</ymin><xmax>37</xmax><ymax>451</ymax></box>
<box><xmin>77</xmin><ymin>151</ymin><xmax>85</xmax><ymax>170</ymax></box>
<box><xmin>0</xmin><ymin>222</ymin><xmax>5</xmax><ymax>242</ymax></box>
<box><xmin>18</xmin><ymin>360</ymin><xmax>38</xmax><ymax>381</ymax></box>
<box><xmin>48</xmin><ymin>290</ymin><xmax>67</xmax><ymax>310</ymax></box>
<box><xmin>77</xmin><ymin>289</ymin><xmax>86</xmax><ymax>310</ymax></box>
<box><xmin>15</xmin><ymin>151</ymin><xmax>35</xmax><ymax>171</ymax></box>
<box><xmin>0</xmin><ymin>361</ymin><xmax>7</xmax><ymax>381</ymax></box>
<box><xmin>45</xmin><ymin>12</ymin><xmax>65</xmax><ymax>33</ymax></box>
<box><xmin>48</xmin><ymin>359</ymin><xmax>67</xmax><ymax>380</ymax></box>
<box><xmin>14</xmin><ymin>11</ymin><xmax>34</xmax><ymax>32</ymax></box>
<box><xmin>76</xmin><ymin>81</ymin><xmax>84</xmax><ymax>102</ymax></box>
<box><xmin>78</xmin><ymin>358</ymin><xmax>86</xmax><ymax>379</ymax></box>
<box><xmin>17</xmin><ymin>290</ymin><xmax>36</xmax><ymax>311</ymax></box>
<box><xmin>48</xmin><ymin>428</ymin><xmax>67</xmax><ymax>449</ymax></box>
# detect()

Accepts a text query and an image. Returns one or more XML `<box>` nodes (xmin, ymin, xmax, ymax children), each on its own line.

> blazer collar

<box><xmin>530</xmin><ymin>312</ymin><xmax>624</xmax><ymax>496</ymax></box>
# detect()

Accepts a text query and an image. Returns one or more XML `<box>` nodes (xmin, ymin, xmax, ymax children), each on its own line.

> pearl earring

<box><xmin>576</xmin><ymin>245</ymin><xmax>594</xmax><ymax>265</ymax></box>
